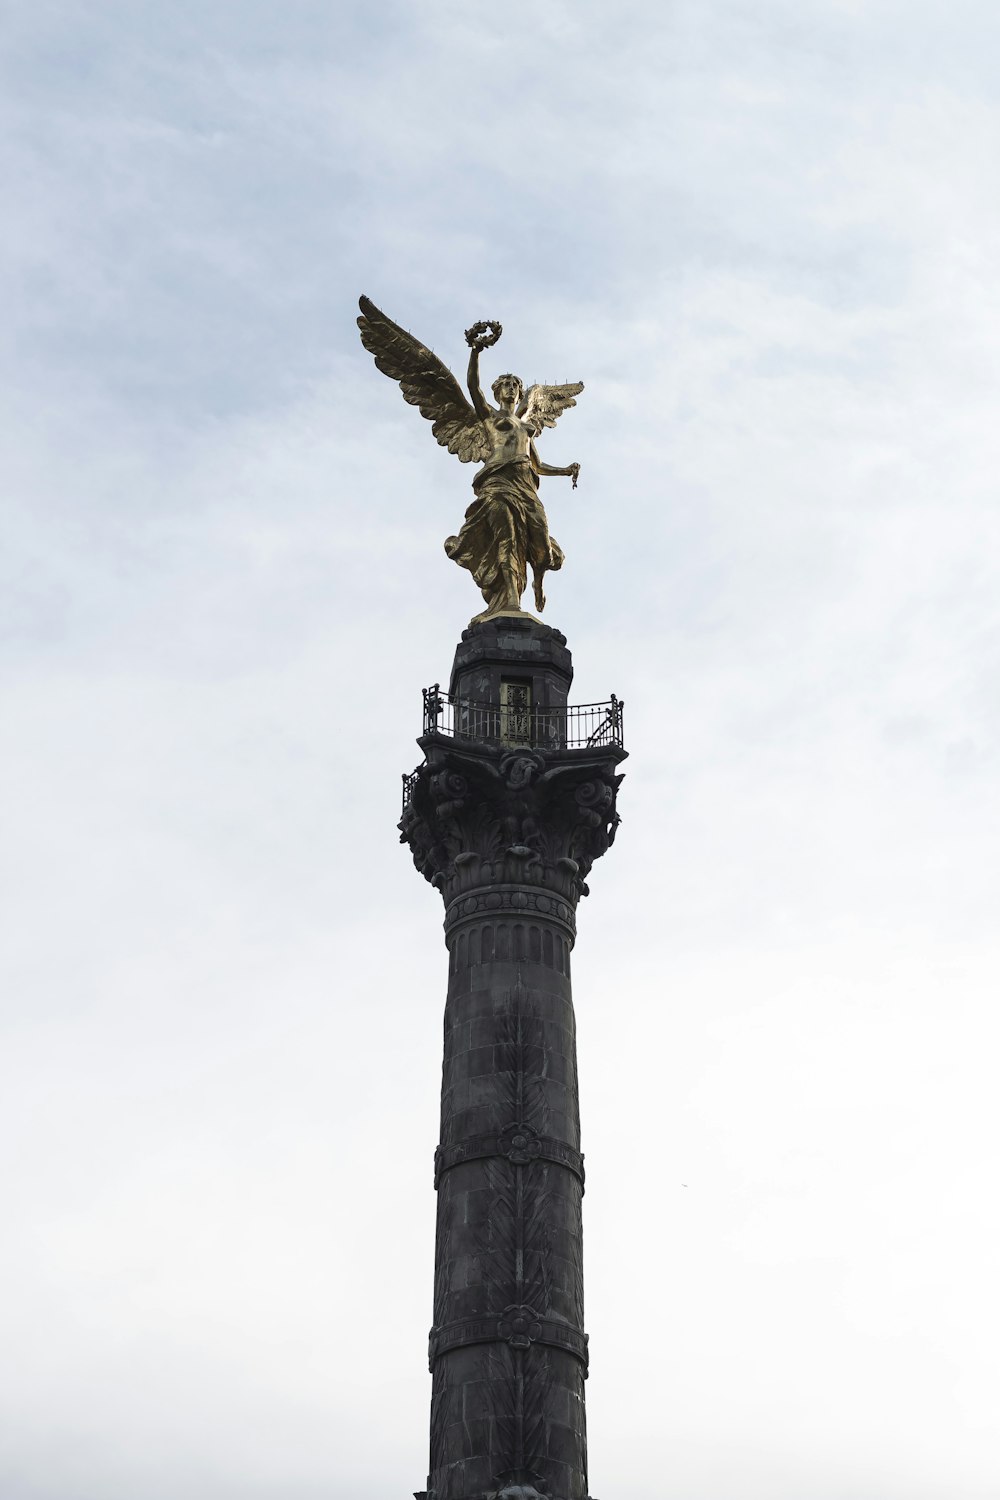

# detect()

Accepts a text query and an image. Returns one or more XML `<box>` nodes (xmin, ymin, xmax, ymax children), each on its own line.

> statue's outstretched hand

<box><xmin>570</xmin><ymin>463</ymin><xmax>581</xmax><ymax>489</ymax></box>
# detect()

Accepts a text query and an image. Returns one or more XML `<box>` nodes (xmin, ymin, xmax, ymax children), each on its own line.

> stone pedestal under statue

<box><xmin>400</xmin><ymin>616</ymin><xmax>625</xmax><ymax>1500</ymax></box>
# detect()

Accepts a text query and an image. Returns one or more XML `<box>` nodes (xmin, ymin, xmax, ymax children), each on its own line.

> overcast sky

<box><xmin>3</xmin><ymin>2</ymin><xmax>1000</xmax><ymax>1497</ymax></box>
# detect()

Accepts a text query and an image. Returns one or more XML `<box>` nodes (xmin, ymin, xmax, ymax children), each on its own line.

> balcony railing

<box><xmin>401</xmin><ymin>768</ymin><xmax>421</xmax><ymax>815</ymax></box>
<box><xmin>420</xmin><ymin>686</ymin><xmax>624</xmax><ymax>752</ymax></box>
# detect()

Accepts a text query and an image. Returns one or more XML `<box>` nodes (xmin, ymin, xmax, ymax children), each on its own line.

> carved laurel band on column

<box><xmin>428</xmin><ymin>1310</ymin><xmax>589</xmax><ymax>1374</ymax></box>
<box><xmin>434</xmin><ymin>1122</ymin><xmax>585</xmax><ymax>1189</ymax></box>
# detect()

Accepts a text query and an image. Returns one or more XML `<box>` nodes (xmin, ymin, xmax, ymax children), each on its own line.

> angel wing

<box><xmin>357</xmin><ymin>295</ymin><xmax>490</xmax><ymax>464</ymax></box>
<box><xmin>518</xmin><ymin>382</ymin><xmax>584</xmax><ymax>435</ymax></box>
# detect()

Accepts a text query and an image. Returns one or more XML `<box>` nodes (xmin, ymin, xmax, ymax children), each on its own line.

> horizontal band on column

<box><xmin>435</xmin><ymin>1122</ymin><xmax>585</xmax><ymax>1190</ymax></box>
<box><xmin>444</xmin><ymin>884</ymin><xmax>577</xmax><ymax>942</ymax></box>
<box><xmin>429</xmin><ymin>1304</ymin><xmax>589</xmax><ymax>1375</ymax></box>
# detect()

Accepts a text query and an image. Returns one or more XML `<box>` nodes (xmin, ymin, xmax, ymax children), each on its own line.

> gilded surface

<box><xmin>357</xmin><ymin>296</ymin><xmax>582</xmax><ymax>621</ymax></box>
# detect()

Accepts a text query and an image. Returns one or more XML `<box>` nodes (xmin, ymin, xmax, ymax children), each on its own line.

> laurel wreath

<box><xmin>464</xmin><ymin>319</ymin><xmax>503</xmax><ymax>351</ymax></box>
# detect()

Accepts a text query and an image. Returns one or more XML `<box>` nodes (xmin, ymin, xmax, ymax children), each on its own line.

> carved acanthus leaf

<box><xmin>399</xmin><ymin>745</ymin><xmax>624</xmax><ymax>900</ymax></box>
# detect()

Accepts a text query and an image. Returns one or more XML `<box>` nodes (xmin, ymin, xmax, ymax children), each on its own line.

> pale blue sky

<box><xmin>2</xmin><ymin>3</ymin><xmax>999</xmax><ymax>1498</ymax></box>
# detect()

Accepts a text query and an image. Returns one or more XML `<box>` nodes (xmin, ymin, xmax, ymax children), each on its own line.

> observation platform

<box><xmin>402</xmin><ymin>687</ymin><xmax>625</xmax><ymax>812</ymax></box>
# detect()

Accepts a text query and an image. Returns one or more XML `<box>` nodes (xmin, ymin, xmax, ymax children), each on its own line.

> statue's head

<box><xmin>491</xmin><ymin>373</ymin><xmax>523</xmax><ymax>406</ymax></box>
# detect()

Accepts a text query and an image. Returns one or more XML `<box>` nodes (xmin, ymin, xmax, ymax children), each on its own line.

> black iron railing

<box><xmin>401</xmin><ymin>768</ymin><xmax>421</xmax><ymax>815</ymax></box>
<box><xmin>421</xmin><ymin>686</ymin><xmax>624</xmax><ymax>751</ymax></box>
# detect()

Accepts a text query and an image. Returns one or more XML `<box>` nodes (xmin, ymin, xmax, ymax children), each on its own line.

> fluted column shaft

<box><xmin>429</xmin><ymin>892</ymin><xmax>586</xmax><ymax>1500</ymax></box>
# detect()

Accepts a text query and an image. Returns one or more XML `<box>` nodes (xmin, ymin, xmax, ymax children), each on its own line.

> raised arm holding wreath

<box><xmin>357</xmin><ymin>297</ymin><xmax>582</xmax><ymax>621</ymax></box>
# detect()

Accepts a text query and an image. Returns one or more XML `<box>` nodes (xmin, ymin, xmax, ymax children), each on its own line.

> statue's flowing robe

<box><xmin>444</xmin><ymin>454</ymin><xmax>564</xmax><ymax>614</ymax></box>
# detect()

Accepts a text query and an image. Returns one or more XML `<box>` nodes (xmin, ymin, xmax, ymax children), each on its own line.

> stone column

<box><xmin>400</xmin><ymin>618</ymin><xmax>625</xmax><ymax>1500</ymax></box>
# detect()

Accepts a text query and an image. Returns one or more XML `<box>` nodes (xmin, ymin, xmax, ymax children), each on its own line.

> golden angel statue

<box><xmin>357</xmin><ymin>295</ymin><xmax>583</xmax><ymax>622</ymax></box>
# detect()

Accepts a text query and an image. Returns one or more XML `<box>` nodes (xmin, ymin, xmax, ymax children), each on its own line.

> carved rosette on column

<box><xmin>400</xmin><ymin>617</ymin><xmax>625</xmax><ymax>1500</ymax></box>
